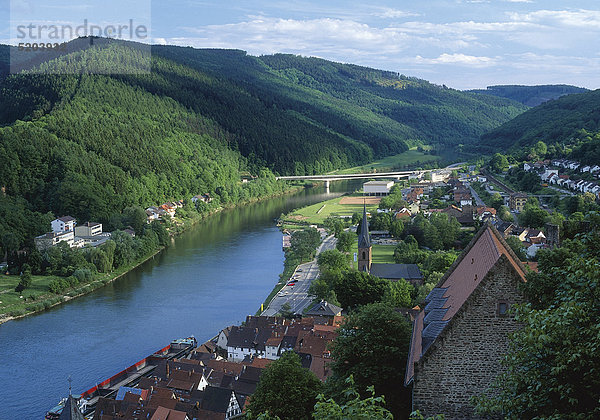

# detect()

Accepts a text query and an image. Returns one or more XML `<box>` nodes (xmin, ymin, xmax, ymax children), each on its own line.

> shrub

<box><xmin>9</xmin><ymin>309</ymin><xmax>26</xmax><ymax>317</ymax></box>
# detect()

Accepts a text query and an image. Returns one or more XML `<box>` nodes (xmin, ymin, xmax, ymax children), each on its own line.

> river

<box><xmin>0</xmin><ymin>180</ymin><xmax>361</xmax><ymax>419</ymax></box>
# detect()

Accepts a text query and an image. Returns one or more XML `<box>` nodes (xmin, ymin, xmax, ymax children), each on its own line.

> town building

<box><xmin>74</xmin><ymin>222</ymin><xmax>102</xmax><ymax>237</ymax></box>
<box><xmin>405</xmin><ymin>224</ymin><xmax>527</xmax><ymax>418</ymax></box>
<box><xmin>509</xmin><ymin>192</ymin><xmax>528</xmax><ymax>212</ymax></box>
<box><xmin>51</xmin><ymin>216</ymin><xmax>76</xmax><ymax>233</ymax></box>
<box><xmin>363</xmin><ymin>180</ymin><xmax>394</xmax><ymax>196</ymax></box>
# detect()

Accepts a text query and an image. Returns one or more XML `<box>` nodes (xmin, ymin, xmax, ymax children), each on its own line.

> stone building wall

<box><xmin>412</xmin><ymin>255</ymin><xmax>525</xmax><ymax>419</ymax></box>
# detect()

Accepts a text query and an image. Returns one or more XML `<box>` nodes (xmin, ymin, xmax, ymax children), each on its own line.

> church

<box><xmin>358</xmin><ymin>205</ymin><xmax>424</xmax><ymax>286</ymax></box>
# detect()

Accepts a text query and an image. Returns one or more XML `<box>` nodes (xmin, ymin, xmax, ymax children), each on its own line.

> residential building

<box><xmin>74</xmin><ymin>222</ymin><xmax>102</xmax><ymax>237</ymax></box>
<box><xmin>35</xmin><ymin>230</ymin><xmax>76</xmax><ymax>251</ymax></box>
<box><xmin>51</xmin><ymin>216</ymin><xmax>76</xmax><ymax>233</ymax></box>
<box><xmin>509</xmin><ymin>192</ymin><xmax>528</xmax><ymax>212</ymax></box>
<box><xmin>405</xmin><ymin>225</ymin><xmax>527</xmax><ymax>418</ymax></box>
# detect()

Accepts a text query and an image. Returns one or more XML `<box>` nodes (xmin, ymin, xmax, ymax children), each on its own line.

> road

<box><xmin>262</xmin><ymin>234</ymin><xmax>337</xmax><ymax>316</ymax></box>
<box><xmin>465</xmin><ymin>182</ymin><xmax>486</xmax><ymax>206</ymax></box>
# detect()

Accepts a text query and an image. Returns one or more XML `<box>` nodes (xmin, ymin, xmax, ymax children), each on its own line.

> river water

<box><xmin>0</xmin><ymin>180</ymin><xmax>361</xmax><ymax>419</ymax></box>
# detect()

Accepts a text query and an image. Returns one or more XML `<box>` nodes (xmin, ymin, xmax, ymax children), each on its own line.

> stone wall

<box><xmin>412</xmin><ymin>255</ymin><xmax>525</xmax><ymax>419</ymax></box>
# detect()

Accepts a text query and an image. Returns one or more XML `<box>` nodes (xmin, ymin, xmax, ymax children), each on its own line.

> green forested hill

<box><xmin>0</xmin><ymin>39</ymin><xmax>525</xmax><ymax>248</ymax></box>
<box><xmin>468</xmin><ymin>84</ymin><xmax>588</xmax><ymax>107</ymax></box>
<box><xmin>479</xmin><ymin>89</ymin><xmax>600</xmax><ymax>153</ymax></box>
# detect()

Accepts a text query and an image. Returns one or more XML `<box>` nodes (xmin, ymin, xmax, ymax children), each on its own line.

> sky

<box><xmin>2</xmin><ymin>0</ymin><xmax>600</xmax><ymax>89</ymax></box>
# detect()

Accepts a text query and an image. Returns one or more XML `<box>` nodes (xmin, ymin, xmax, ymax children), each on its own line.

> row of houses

<box><xmin>524</xmin><ymin>159</ymin><xmax>600</xmax><ymax>197</ymax></box>
<box><xmin>145</xmin><ymin>194</ymin><xmax>213</xmax><ymax>222</ymax></box>
<box><xmin>550</xmin><ymin>158</ymin><xmax>600</xmax><ymax>174</ymax></box>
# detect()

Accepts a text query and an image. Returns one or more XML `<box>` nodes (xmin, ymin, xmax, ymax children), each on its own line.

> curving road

<box><xmin>262</xmin><ymin>235</ymin><xmax>337</xmax><ymax>316</ymax></box>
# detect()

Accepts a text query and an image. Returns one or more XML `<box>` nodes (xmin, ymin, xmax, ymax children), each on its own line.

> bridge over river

<box><xmin>276</xmin><ymin>169</ymin><xmax>440</xmax><ymax>188</ymax></box>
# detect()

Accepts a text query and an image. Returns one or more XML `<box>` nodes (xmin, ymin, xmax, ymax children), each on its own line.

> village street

<box><xmin>262</xmin><ymin>235</ymin><xmax>337</xmax><ymax>316</ymax></box>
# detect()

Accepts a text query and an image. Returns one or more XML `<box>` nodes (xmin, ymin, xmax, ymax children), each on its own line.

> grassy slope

<box><xmin>284</xmin><ymin>195</ymin><xmax>379</xmax><ymax>225</ymax></box>
<box><xmin>332</xmin><ymin>149</ymin><xmax>440</xmax><ymax>175</ymax></box>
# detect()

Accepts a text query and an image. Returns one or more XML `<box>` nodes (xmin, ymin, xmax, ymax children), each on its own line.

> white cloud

<box><xmin>508</xmin><ymin>9</ymin><xmax>600</xmax><ymax>29</ymax></box>
<box><xmin>415</xmin><ymin>53</ymin><xmax>498</xmax><ymax>67</ymax></box>
<box><xmin>372</xmin><ymin>8</ymin><xmax>420</xmax><ymax>19</ymax></box>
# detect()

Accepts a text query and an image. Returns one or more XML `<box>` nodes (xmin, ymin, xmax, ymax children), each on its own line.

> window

<box><xmin>498</xmin><ymin>301</ymin><xmax>509</xmax><ymax>316</ymax></box>
<box><xmin>362</xmin><ymin>251</ymin><xmax>366</xmax><ymax>259</ymax></box>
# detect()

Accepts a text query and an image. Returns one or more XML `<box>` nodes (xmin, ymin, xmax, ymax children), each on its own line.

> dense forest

<box><xmin>0</xmin><ymin>38</ymin><xmax>526</xmax><ymax>250</ymax></box>
<box><xmin>479</xmin><ymin>88</ymin><xmax>600</xmax><ymax>153</ymax></box>
<box><xmin>468</xmin><ymin>84</ymin><xmax>588</xmax><ymax>107</ymax></box>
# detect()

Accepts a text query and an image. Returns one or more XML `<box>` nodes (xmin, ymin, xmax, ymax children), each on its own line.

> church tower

<box><xmin>357</xmin><ymin>203</ymin><xmax>372</xmax><ymax>272</ymax></box>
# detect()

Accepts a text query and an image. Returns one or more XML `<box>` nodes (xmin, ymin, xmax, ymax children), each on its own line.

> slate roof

<box><xmin>369</xmin><ymin>263</ymin><xmax>423</xmax><ymax>281</ymax></box>
<box><xmin>57</xmin><ymin>216</ymin><xmax>76</xmax><ymax>223</ymax></box>
<box><xmin>59</xmin><ymin>395</ymin><xmax>85</xmax><ymax>420</ymax></box>
<box><xmin>404</xmin><ymin>224</ymin><xmax>526</xmax><ymax>386</ymax></box>
<box><xmin>358</xmin><ymin>204</ymin><xmax>371</xmax><ymax>248</ymax></box>
<box><xmin>304</xmin><ymin>301</ymin><xmax>343</xmax><ymax>317</ymax></box>
<box><xmin>200</xmin><ymin>387</ymin><xmax>235</xmax><ymax>413</ymax></box>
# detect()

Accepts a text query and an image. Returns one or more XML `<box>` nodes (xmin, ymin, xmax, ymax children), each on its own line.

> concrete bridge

<box><xmin>275</xmin><ymin>170</ymin><xmax>432</xmax><ymax>188</ymax></box>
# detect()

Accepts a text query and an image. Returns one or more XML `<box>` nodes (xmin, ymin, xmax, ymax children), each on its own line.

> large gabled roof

<box><xmin>404</xmin><ymin>224</ymin><xmax>526</xmax><ymax>386</ymax></box>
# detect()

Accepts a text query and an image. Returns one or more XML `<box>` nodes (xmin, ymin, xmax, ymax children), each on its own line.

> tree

<box><xmin>389</xmin><ymin>220</ymin><xmax>404</xmax><ymax>238</ymax></box>
<box><xmin>291</xmin><ymin>228</ymin><xmax>321</xmax><ymax>261</ymax></box>
<box><xmin>324</xmin><ymin>217</ymin><xmax>345</xmax><ymax>236</ymax></box>
<box><xmin>504</xmin><ymin>236</ymin><xmax>526</xmax><ymax>261</ymax></box>
<box><xmin>15</xmin><ymin>264</ymin><xmax>32</xmax><ymax>293</ymax></box>
<box><xmin>313</xmin><ymin>376</ymin><xmax>393</xmax><ymax>420</ymax></box>
<box><xmin>382</xmin><ymin>279</ymin><xmax>413</xmax><ymax>308</ymax></box>
<box><xmin>246</xmin><ymin>351</ymin><xmax>322</xmax><ymax>420</ymax></box>
<box><xmin>518</xmin><ymin>206</ymin><xmax>548</xmax><ymax>228</ymax></box>
<box><xmin>333</xmin><ymin>271</ymin><xmax>388</xmax><ymax>310</ymax></box>
<box><xmin>278</xmin><ymin>302</ymin><xmax>295</xmax><ymax>319</ymax></box>
<box><xmin>317</xmin><ymin>250</ymin><xmax>348</xmax><ymax>272</ymax></box>
<box><xmin>489</xmin><ymin>153</ymin><xmax>509</xmax><ymax>173</ymax></box>
<box><xmin>123</xmin><ymin>206</ymin><xmax>148</xmax><ymax>236</ymax></box>
<box><xmin>328</xmin><ymin>303</ymin><xmax>413</xmax><ymax>416</ymax></box>
<box><xmin>489</xmin><ymin>193</ymin><xmax>504</xmax><ymax>210</ymax></box>
<box><xmin>335</xmin><ymin>231</ymin><xmax>354</xmax><ymax>254</ymax></box>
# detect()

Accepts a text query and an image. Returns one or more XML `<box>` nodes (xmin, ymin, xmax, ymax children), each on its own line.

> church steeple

<box><xmin>358</xmin><ymin>203</ymin><xmax>371</xmax><ymax>248</ymax></box>
<box><xmin>357</xmin><ymin>202</ymin><xmax>372</xmax><ymax>272</ymax></box>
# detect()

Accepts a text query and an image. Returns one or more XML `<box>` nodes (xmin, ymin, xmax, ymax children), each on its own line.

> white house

<box><xmin>523</xmin><ymin>163</ymin><xmax>532</xmax><ymax>172</ymax></box>
<box><xmin>216</xmin><ymin>326</ymin><xmax>232</xmax><ymax>350</ymax></box>
<box><xmin>51</xmin><ymin>216</ymin><xmax>76</xmax><ymax>233</ymax></box>
<box><xmin>541</xmin><ymin>169</ymin><xmax>558</xmax><ymax>181</ymax></box>
<box><xmin>226</xmin><ymin>326</ymin><xmax>269</xmax><ymax>362</ymax></box>
<box><xmin>582</xmin><ymin>165</ymin><xmax>591</xmax><ymax>172</ymax></box>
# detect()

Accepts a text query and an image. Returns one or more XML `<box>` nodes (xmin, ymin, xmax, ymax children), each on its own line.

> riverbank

<box><xmin>0</xmin><ymin>183</ymin><xmax>305</xmax><ymax>325</ymax></box>
<box><xmin>0</xmin><ymin>247</ymin><xmax>164</xmax><ymax>325</ymax></box>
